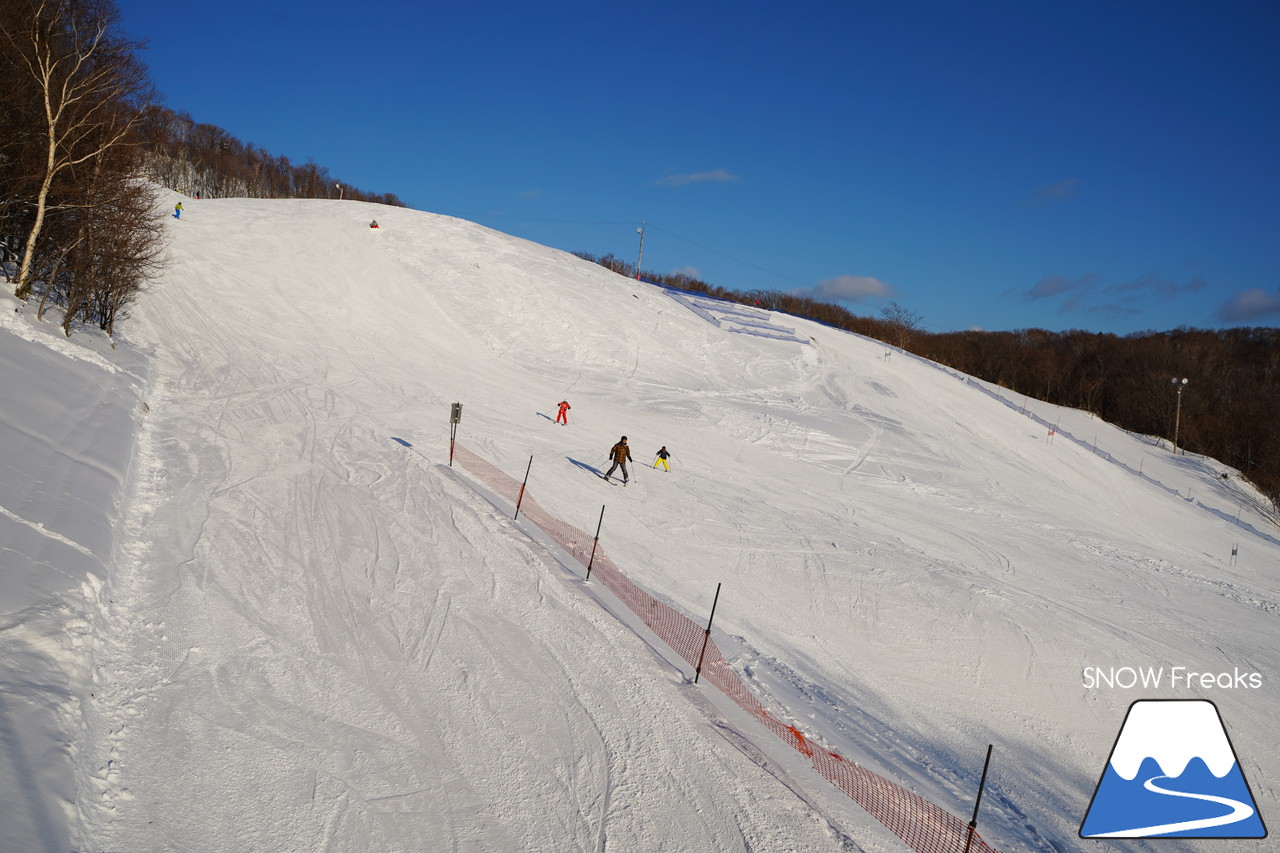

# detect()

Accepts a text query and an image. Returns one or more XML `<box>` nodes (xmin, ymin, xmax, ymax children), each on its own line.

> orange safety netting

<box><xmin>452</xmin><ymin>443</ymin><xmax>1001</xmax><ymax>853</ymax></box>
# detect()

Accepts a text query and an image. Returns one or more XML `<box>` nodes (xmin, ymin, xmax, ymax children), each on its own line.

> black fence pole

<box><xmin>585</xmin><ymin>505</ymin><xmax>605</xmax><ymax>581</ymax></box>
<box><xmin>694</xmin><ymin>582</ymin><xmax>722</xmax><ymax>684</ymax></box>
<box><xmin>513</xmin><ymin>456</ymin><xmax>533</xmax><ymax>520</ymax></box>
<box><xmin>963</xmin><ymin>744</ymin><xmax>994</xmax><ymax>853</ymax></box>
<box><xmin>449</xmin><ymin>402</ymin><xmax>462</xmax><ymax>467</ymax></box>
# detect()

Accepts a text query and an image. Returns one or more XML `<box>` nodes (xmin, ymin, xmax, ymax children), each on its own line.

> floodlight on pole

<box><xmin>1171</xmin><ymin>377</ymin><xmax>1188</xmax><ymax>454</ymax></box>
<box><xmin>336</xmin><ymin>183</ymin><xmax>343</xmax><ymax>200</ymax></box>
<box><xmin>635</xmin><ymin>222</ymin><xmax>646</xmax><ymax>280</ymax></box>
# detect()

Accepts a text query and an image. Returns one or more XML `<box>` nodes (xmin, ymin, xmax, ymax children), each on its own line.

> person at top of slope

<box><xmin>604</xmin><ymin>436</ymin><xmax>632</xmax><ymax>483</ymax></box>
<box><xmin>556</xmin><ymin>400</ymin><xmax>571</xmax><ymax>425</ymax></box>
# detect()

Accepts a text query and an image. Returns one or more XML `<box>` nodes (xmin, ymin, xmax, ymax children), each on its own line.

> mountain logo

<box><xmin>1080</xmin><ymin>699</ymin><xmax>1266</xmax><ymax>838</ymax></box>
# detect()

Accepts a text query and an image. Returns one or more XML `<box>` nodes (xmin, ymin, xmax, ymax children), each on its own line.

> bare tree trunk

<box><xmin>16</xmin><ymin>126</ymin><xmax>57</xmax><ymax>297</ymax></box>
<box><xmin>35</xmin><ymin>234</ymin><xmax>79</xmax><ymax>319</ymax></box>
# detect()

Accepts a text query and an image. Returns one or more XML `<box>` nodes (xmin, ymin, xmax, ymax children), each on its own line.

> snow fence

<box><xmin>452</xmin><ymin>442</ymin><xmax>1002</xmax><ymax>853</ymax></box>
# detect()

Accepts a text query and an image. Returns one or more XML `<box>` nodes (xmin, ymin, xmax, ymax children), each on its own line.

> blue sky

<box><xmin>118</xmin><ymin>0</ymin><xmax>1280</xmax><ymax>334</ymax></box>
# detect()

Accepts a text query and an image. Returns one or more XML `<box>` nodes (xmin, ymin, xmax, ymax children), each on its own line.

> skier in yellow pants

<box><xmin>653</xmin><ymin>446</ymin><xmax>671</xmax><ymax>471</ymax></box>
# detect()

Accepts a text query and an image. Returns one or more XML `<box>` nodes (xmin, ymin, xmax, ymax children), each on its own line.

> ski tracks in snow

<box><xmin>83</xmin><ymin>306</ymin><xmax>823</xmax><ymax>850</ymax></box>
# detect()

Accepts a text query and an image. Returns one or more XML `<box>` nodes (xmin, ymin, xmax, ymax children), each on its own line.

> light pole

<box><xmin>1171</xmin><ymin>377</ymin><xmax>1188</xmax><ymax>454</ymax></box>
<box><xmin>336</xmin><ymin>183</ymin><xmax>343</xmax><ymax>200</ymax></box>
<box><xmin>635</xmin><ymin>222</ymin><xmax>645</xmax><ymax>280</ymax></box>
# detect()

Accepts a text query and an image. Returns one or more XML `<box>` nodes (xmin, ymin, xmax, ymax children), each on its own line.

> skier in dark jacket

<box><xmin>604</xmin><ymin>436</ymin><xmax>632</xmax><ymax>483</ymax></box>
<box><xmin>653</xmin><ymin>446</ymin><xmax>671</xmax><ymax>471</ymax></box>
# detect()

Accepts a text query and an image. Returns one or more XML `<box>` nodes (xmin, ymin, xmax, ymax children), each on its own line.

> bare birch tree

<box><xmin>3</xmin><ymin>0</ymin><xmax>154</xmax><ymax>298</ymax></box>
<box><xmin>879</xmin><ymin>300</ymin><xmax>924</xmax><ymax>350</ymax></box>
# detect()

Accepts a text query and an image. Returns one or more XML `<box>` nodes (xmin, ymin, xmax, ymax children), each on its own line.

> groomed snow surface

<box><xmin>1</xmin><ymin>193</ymin><xmax>1276</xmax><ymax>852</ymax></box>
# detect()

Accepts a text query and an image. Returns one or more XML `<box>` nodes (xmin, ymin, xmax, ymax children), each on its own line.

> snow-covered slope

<box><xmin>2</xmin><ymin>194</ymin><xmax>1276</xmax><ymax>851</ymax></box>
<box><xmin>0</xmin><ymin>294</ymin><xmax>146</xmax><ymax>853</ymax></box>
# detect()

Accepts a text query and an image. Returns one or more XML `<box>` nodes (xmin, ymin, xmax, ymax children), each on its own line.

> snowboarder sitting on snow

<box><xmin>604</xmin><ymin>436</ymin><xmax>632</xmax><ymax>483</ymax></box>
<box><xmin>653</xmin><ymin>446</ymin><xmax>670</xmax><ymax>471</ymax></box>
<box><xmin>556</xmin><ymin>400</ymin><xmax>571</xmax><ymax>425</ymax></box>
<box><xmin>369</xmin><ymin>220</ymin><xmax>379</xmax><ymax>228</ymax></box>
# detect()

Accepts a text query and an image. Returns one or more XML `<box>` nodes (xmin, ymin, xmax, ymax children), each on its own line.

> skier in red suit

<box><xmin>556</xmin><ymin>400</ymin><xmax>571</xmax><ymax>425</ymax></box>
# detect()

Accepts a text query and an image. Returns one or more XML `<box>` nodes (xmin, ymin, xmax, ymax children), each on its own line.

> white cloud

<box><xmin>1025</xmin><ymin>272</ymin><xmax>1099</xmax><ymax>301</ymax></box>
<box><xmin>1104</xmin><ymin>274</ymin><xmax>1206</xmax><ymax>298</ymax></box>
<box><xmin>656</xmin><ymin>169</ymin><xmax>741</xmax><ymax>188</ymax></box>
<box><xmin>806</xmin><ymin>275</ymin><xmax>895</xmax><ymax>303</ymax></box>
<box><xmin>1217</xmin><ymin>288</ymin><xmax>1280</xmax><ymax>323</ymax></box>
